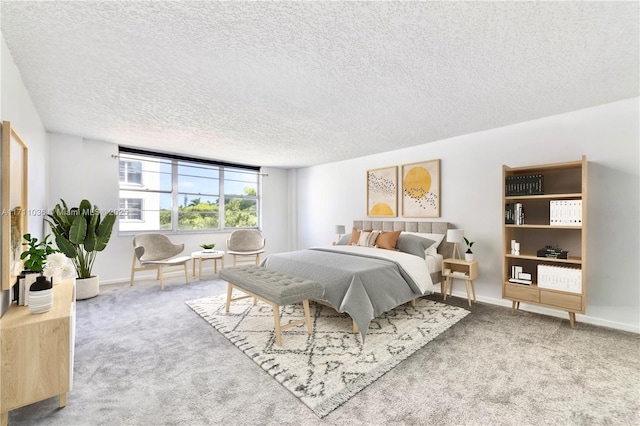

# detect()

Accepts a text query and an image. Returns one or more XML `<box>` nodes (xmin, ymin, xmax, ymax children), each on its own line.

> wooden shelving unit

<box><xmin>502</xmin><ymin>156</ymin><xmax>587</xmax><ymax>327</ymax></box>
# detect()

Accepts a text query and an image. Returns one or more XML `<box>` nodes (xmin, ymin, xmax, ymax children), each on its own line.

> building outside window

<box><xmin>118</xmin><ymin>149</ymin><xmax>260</xmax><ymax>233</ymax></box>
<box><xmin>119</xmin><ymin>160</ymin><xmax>143</xmax><ymax>185</ymax></box>
<box><xmin>119</xmin><ymin>198</ymin><xmax>143</xmax><ymax>221</ymax></box>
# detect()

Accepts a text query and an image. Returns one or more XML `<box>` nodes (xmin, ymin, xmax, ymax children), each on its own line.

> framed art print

<box><xmin>366</xmin><ymin>166</ymin><xmax>397</xmax><ymax>217</ymax></box>
<box><xmin>401</xmin><ymin>159</ymin><xmax>440</xmax><ymax>218</ymax></box>
<box><xmin>1</xmin><ymin>121</ymin><xmax>29</xmax><ymax>290</ymax></box>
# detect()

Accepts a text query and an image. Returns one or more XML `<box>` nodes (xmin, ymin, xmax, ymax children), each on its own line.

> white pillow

<box><xmin>357</xmin><ymin>230</ymin><xmax>380</xmax><ymax>247</ymax></box>
<box><xmin>402</xmin><ymin>232</ymin><xmax>445</xmax><ymax>257</ymax></box>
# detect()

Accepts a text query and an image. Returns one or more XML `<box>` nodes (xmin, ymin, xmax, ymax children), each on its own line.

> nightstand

<box><xmin>442</xmin><ymin>258</ymin><xmax>478</xmax><ymax>307</ymax></box>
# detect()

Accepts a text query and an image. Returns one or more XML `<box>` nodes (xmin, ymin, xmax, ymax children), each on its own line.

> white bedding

<box><xmin>314</xmin><ymin>245</ymin><xmax>437</xmax><ymax>294</ymax></box>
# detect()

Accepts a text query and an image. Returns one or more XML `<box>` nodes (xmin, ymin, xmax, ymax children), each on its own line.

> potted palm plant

<box><xmin>46</xmin><ymin>199</ymin><xmax>117</xmax><ymax>299</ymax></box>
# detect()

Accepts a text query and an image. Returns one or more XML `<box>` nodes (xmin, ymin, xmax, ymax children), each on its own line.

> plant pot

<box><xmin>76</xmin><ymin>275</ymin><xmax>99</xmax><ymax>300</ymax></box>
<box><xmin>465</xmin><ymin>252</ymin><xmax>474</xmax><ymax>262</ymax></box>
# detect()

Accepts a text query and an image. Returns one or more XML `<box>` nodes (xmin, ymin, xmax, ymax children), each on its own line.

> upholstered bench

<box><xmin>219</xmin><ymin>265</ymin><xmax>323</xmax><ymax>346</ymax></box>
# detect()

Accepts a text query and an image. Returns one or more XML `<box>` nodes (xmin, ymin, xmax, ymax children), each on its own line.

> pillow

<box><xmin>347</xmin><ymin>228</ymin><xmax>361</xmax><ymax>245</ymax></box>
<box><xmin>396</xmin><ymin>234</ymin><xmax>436</xmax><ymax>259</ymax></box>
<box><xmin>357</xmin><ymin>230</ymin><xmax>380</xmax><ymax>247</ymax></box>
<box><xmin>336</xmin><ymin>234</ymin><xmax>351</xmax><ymax>245</ymax></box>
<box><xmin>375</xmin><ymin>230</ymin><xmax>402</xmax><ymax>250</ymax></box>
<box><xmin>347</xmin><ymin>228</ymin><xmax>373</xmax><ymax>246</ymax></box>
<box><xmin>403</xmin><ymin>232</ymin><xmax>445</xmax><ymax>256</ymax></box>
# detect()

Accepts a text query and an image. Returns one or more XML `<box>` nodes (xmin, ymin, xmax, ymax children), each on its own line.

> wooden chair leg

<box><xmin>159</xmin><ymin>265</ymin><xmax>165</xmax><ymax>290</ymax></box>
<box><xmin>184</xmin><ymin>263</ymin><xmax>189</xmax><ymax>284</ymax></box>
<box><xmin>233</xmin><ymin>255</ymin><xmax>237</xmax><ymax>267</ymax></box>
<box><xmin>130</xmin><ymin>253</ymin><xmax>137</xmax><ymax>286</ymax></box>
<box><xmin>410</xmin><ymin>299</ymin><xmax>417</xmax><ymax>307</ymax></box>
<box><xmin>255</xmin><ymin>254</ymin><xmax>260</xmax><ymax>265</ymax></box>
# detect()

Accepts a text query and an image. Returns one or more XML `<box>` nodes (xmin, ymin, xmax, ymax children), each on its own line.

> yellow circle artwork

<box><xmin>370</xmin><ymin>203</ymin><xmax>394</xmax><ymax>216</ymax></box>
<box><xmin>404</xmin><ymin>167</ymin><xmax>431</xmax><ymax>199</ymax></box>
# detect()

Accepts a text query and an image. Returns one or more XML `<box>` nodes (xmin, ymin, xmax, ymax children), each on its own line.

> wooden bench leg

<box><xmin>225</xmin><ymin>283</ymin><xmax>233</xmax><ymax>312</ymax></box>
<box><xmin>303</xmin><ymin>299</ymin><xmax>312</xmax><ymax>334</ymax></box>
<box><xmin>353</xmin><ymin>319</ymin><xmax>359</xmax><ymax>334</ymax></box>
<box><xmin>273</xmin><ymin>304</ymin><xmax>282</xmax><ymax>346</ymax></box>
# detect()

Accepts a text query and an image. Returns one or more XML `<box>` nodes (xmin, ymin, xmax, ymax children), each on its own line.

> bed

<box><xmin>261</xmin><ymin>220</ymin><xmax>454</xmax><ymax>341</ymax></box>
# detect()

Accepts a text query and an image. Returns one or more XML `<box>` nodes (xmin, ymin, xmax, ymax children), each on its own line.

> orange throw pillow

<box><xmin>376</xmin><ymin>230</ymin><xmax>401</xmax><ymax>250</ymax></box>
<box><xmin>347</xmin><ymin>228</ymin><xmax>361</xmax><ymax>245</ymax></box>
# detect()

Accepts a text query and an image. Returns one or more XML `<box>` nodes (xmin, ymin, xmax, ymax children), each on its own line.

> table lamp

<box><xmin>335</xmin><ymin>225</ymin><xmax>346</xmax><ymax>243</ymax></box>
<box><xmin>446</xmin><ymin>229</ymin><xmax>465</xmax><ymax>259</ymax></box>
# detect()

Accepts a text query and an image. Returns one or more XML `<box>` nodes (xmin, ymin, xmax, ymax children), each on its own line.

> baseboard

<box><xmin>447</xmin><ymin>290</ymin><xmax>640</xmax><ymax>334</ymax></box>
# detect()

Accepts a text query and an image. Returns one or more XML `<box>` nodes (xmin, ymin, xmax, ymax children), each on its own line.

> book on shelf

<box><xmin>505</xmin><ymin>174</ymin><xmax>544</xmax><ymax>196</ymax></box>
<box><xmin>537</xmin><ymin>264</ymin><xmax>582</xmax><ymax>293</ymax></box>
<box><xmin>550</xmin><ymin>200</ymin><xmax>582</xmax><ymax>226</ymax></box>
<box><xmin>505</xmin><ymin>203</ymin><xmax>525</xmax><ymax>225</ymax></box>
<box><xmin>508</xmin><ymin>278</ymin><xmax>532</xmax><ymax>285</ymax></box>
<box><xmin>509</xmin><ymin>266</ymin><xmax>531</xmax><ymax>285</ymax></box>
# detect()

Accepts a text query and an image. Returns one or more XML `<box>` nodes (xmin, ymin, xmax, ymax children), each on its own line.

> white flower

<box><xmin>43</xmin><ymin>253</ymin><xmax>75</xmax><ymax>279</ymax></box>
<box><xmin>60</xmin><ymin>263</ymin><xmax>75</xmax><ymax>278</ymax></box>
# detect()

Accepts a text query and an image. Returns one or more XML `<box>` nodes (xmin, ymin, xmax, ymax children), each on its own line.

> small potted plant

<box><xmin>19</xmin><ymin>234</ymin><xmax>59</xmax><ymax>312</ymax></box>
<box><xmin>464</xmin><ymin>237</ymin><xmax>475</xmax><ymax>261</ymax></box>
<box><xmin>21</xmin><ymin>233</ymin><xmax>58</xmax><ymax>274</ymax></box>
<box><xmin>200</xmin><ymin>243</ymin><xmax>216</xmax><ymax>252</ymax></box>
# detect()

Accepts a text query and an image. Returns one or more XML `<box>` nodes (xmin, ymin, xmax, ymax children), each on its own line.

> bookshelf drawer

<box><xmin>540</xmin><ymin>290</ymin><xmax>582</xmax><ymax>311</ymax></box>
<box><xmin>505</xmin><ymin>283</ymin><xmax>539</xmax><ymax>303</ymax></box>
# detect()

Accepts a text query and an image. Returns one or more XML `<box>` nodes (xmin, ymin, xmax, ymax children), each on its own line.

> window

<box><xmin>118</xmin><ymin>149</ymin><xmax>260</xmax><ymax>233</ymax></box>
<box><xmin>119</xmin><ymin>198</ymin><xmax>143</xmax><ymax>220</ymax></box>
<box><xmin>119</xmin><ymin>161</ymin><xmax>142</xmax><ymax>185</ymax></box>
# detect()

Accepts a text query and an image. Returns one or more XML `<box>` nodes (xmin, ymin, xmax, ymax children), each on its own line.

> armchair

<box><xmin>226</xmin><ymin>229</ymin><xmax>266</xmax><ymax>266</ymax></box>
<box><xmin>130</xmin><ymin>234</ymin><xmax>191</xmax><ymax>290</ymax></box>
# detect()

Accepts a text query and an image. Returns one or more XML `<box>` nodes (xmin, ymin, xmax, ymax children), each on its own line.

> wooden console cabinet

<box><xmin>502</xmin><ymin>156</ymin><xmax>587</xmax><ymax>327</ymax></box>
<box><xmin>1</xmin><ymin>278</ymin><xmax>76</xmax><ymax>425</ymax></box>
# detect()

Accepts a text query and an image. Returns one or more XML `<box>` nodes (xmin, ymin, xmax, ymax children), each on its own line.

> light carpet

<box><xmin>186</xmin><ymin>293</ymin><xmax>469</xmax><ymax>417</ymax></box>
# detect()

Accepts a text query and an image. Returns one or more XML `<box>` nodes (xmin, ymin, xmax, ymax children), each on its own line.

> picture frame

<box><xmin>366</xmin><ymin>166</ymin><xmax>397</xmax><ymax>217</ymax></box>
<box><xmin>2</xmin><ymin>121</ymin><xmax>29</xmax><ymax>291</ymax></box>
<box><xmin>401</xmin><ymin>159</ymin><xmax>440</xmax><ymax>218</ymax></box>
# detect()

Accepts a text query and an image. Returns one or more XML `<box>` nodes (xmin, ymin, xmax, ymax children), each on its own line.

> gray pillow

<box><xmin>396</xmin><ymin>234</ymin><xmax>436</xmax><ymax>259</ymax></box>
<box><xmin>336</xmin><ymin>234</ymin><xmax>351</xmax><ymax>245</ymax></box>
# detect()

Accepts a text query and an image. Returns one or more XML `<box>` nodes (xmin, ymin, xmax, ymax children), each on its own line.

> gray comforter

<box><xmin>261</xmin><ymin>247</ymin><xmax>425</xmax><ymax>342</ymax></box>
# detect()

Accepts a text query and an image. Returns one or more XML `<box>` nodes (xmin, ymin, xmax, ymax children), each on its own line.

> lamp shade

<box><xmin>446</xmin><ymin>229</ymin><xmax>464</xmax><ymax>243</ymax></box>
<box><xmin>335</xmin><ymin>225</ymin><xmax>346</xmax><ymax>235</ymax></box>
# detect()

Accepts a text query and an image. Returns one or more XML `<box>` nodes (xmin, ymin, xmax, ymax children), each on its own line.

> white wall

<box><xmin>296</xmin><ymin>98</ymin><xmax>640</xmax><ymax>333</ymax></box>
<box><xmin>0</xmin><ymin>36</ymin><xmax>49</xmax><ymax>314</ymax></box>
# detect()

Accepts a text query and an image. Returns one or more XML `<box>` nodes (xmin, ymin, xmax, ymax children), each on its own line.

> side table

<box><xmin>442</xmin><ymin>258</ymin><xmax>479</xmax><ymax>307</ymax></box>
<box><xmin>191</xmin><ymin>250</ymin><xmax>225</xmax><ymax>280</ymax></box>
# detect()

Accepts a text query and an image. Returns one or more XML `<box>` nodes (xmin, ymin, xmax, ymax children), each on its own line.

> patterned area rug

<box><xmin>186</xmin><ymin>293</ymin><xmax>469</xmax><ymax>417</ymax></box>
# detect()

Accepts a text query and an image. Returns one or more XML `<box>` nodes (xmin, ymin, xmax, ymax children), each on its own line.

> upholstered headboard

<box><xmin>352</xmin><ymin>220</ymin><xmax>454</xmax><ymax>259</ymax></box>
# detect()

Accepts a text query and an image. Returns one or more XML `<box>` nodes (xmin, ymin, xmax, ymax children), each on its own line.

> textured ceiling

<box><xmin>1</xmin><ymin>1</ymin><xmax>638</xmax><ymax>168</ymax></box>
